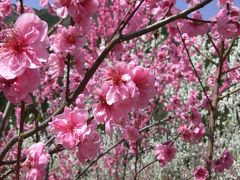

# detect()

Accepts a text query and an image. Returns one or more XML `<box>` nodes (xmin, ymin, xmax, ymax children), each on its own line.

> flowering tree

<box><xmin>0</xmin><ymin>0</ymin><xmax>239</xmax><ymax>179</ymax></box>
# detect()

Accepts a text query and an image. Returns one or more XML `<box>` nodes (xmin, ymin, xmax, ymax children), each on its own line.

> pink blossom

<box><xmin>77</xmin><ymin>131</ymin><xmax>101</xmax><ymax>164</ymax></box>
<box><xmin>150</xmin><ymin>0</ymin><xmax>176</xmax><ymax>19</ymax></box>
<box><xmin>47</xmin><ymin>53</ymin><xmax>65</xmax><ymax>79</ymax></box>
<box><xmin>50</xmin><ymin>25</ymin><xmax>85</xmax><ymax>56</ymax></box>
<box><xmin>213</xmin><ymin>150</ymin><xmax>234</xmax><ymax>173</ymax></box>
<box><xmin>218</xmin><ymin>0</ymin><xmax>233</xmax><ymax>7</ymax></box>
<box><xmin>166</xmin><ymin>95</ymin><xmax>181</xmax><ymax>110</ymax></box>
<box><xmin>52</xmin><ymin>0</ymin><xmax>99</xmax><ymax>24</ymax></box>
<box><xmin>190</xmin><ymin>107</ymin><xmax>202</xmax><ymax>126</ymax></box>
<box><xmin>185</xmin><ymin>0</ymin><xmax>201</xmax><ymax>6</ymax></box>
<box><xmin>0</xmin><ymin>69</ymin><xmax>40</xmax><ymax>104</ymax></box>
<box><xmin>192</xmin><ymin>124</ymin><xmax>205</xmax><ymax>142</ymax></box>
<box><xmin>93</xmin><ymin>84</ymin><xmax>128</xmax><ymax>124</ymax></box>
<box><xmin>221</xmin><ymin>150</ymin><xmax>234</xmax><ymax>169</ymax></box>
<box><xmin>194</xmin><ymin>167</ymin><xmax>208</xmax><ymax>180</ymax></box>
<box><xmin>40</xmin><ymin>0</ymin><xmax>48</xmax><ymax>7</ymax></box>
<box><xmin>50</xmin><ymin>107</ymin><xmax>89</xmax><ymax>149</ymax></box>
<box><xmin>105</xmin><ymin>62</ymin><xmax>137</xmax><ymax>106</ymax></box>
<box><xmin>0</xmin><ymin>13</ymin><xmax>48</xmax><ymax>80</ymax></box>
<box><xmin>180</xmin><ymin>11</ymin><xmax>209</xmax><ymax>37</ymax></box>
<box><xmin>155</xmin><ymin>142</ymin><xmax>176</xmax><ymax>167</ymax></box>
<box><xmin>124</xmin><ymin>125</ymin><xmax>139</xmax><ymax>143</ymax></box>
<box><xmin>52</xmin><ymin>0</ymin><xmax>72</xmax><ymax>18</ymax></box>
<box><xmin>216</xmin><ymin>6</ymin><xmax>240</xmax><ymax>39</ymax></box>
<box><xmin>22</xmin><ymin>142</ymin><xmax>50</xmax><ymax>180</ymax></box>
<box><xmin>178</xmin><ymin>125</ymin><xmax>192</xmax><ymax>142</ymax></box>
<box><xmin>213</xmin><ymin>159</ymin><xmax>225</xmax><ymax>173</ymax></box>
<box><xmin>132</xmin><ymin>65</ymin><xmax>156</xmax><ymax>108</ymax></box>
<box><xmin>73</xmin><ymin>0</ymin><xmax>99</xmax><ymax>17</ymax></box>
<box><xmin>0</xmin><ymin>0</ymin><xmax>11</xmax><ymax>20</ymax></box>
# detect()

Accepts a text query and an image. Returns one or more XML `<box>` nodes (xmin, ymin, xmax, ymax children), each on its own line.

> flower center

<box><xmin>60</xmin><ymin>0</ymin><xmax>71</xmax><ymax>7</ymax></box>
<box><xmin>1</xmin><ymin>29</ymin><xmax>28</xmax><ymax>54</ymax></box>
<box><xmin>108</xmin><ymin>69</ymin><xmax>122</xmax><ymax>84</ymax></box>
<box><xmin>66</xmin><ymin>35</ymin><xmax>76</xmax><ymax>44</ymax></box>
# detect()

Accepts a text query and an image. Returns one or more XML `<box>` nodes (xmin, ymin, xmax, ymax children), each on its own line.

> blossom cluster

<box><xmin>50</xmin><ymin>107</ymin><xmax>101</xmax><ymax>164</ymax></box>
<box><xmin>213</xmin><ymin>150</ymin><xmax>234</xmax><ymax>173</ymax></box>
<box><xmin>154</xmin><ymin>141</ymin><xmax>176</xmax><ymax>167</ymax></box>
<box><xmin>21</xmin><ymin>142</ymin><xmax>50</xmax><ymax>179</ymax></box>
<box><xmin>47</xmin><ymin>0</ymin><xmax>99</xmax><ymax>27</ymax></box>
<box><xmin>93</xmin><ymin>62</ymin><xmax>156</xmax><ymax>136</ymax></box>
<box><xmin>0</xmin><ymin>0</ymin><xmax>239</xmax><ymax>179</ymax></box>
<box><xmin>0</xmin><ymin>13</ymin><xmax>48</xmax><ymax>104</ymax></box>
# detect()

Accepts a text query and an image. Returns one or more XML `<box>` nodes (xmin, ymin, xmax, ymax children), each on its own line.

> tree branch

<box><xmin>134</xmin><ymin>159</ymin><xmax>158</xmax><ymax>180</ymax></box>
<box><xmin>193</xmin><ymin>45</ymin><xmax>217</xmax><ymax>66</ymax></box>
<box><xmin>15</xmin><ymin>102</ymin><xmax>25</xmax><ymax>180</ymax></box>
<box><xmin>207</xmin><ymin>40</ymin><xmax>225</xmax><ymax>179</ymax></box>
<box><xmin>219</xmin><ymin>86</ymin><xmax>240</xmax><ymax>100</ymax></box>
<box><xmin>121</xmin><ymin>0</ymin><xmax>213</xmax><ymax>41</ymax></box>
<box><xmin>223</xmin><ymin>65</ymin><xmax>240</xmax><ymax>74</ymax></box>
<box><xmin>0</xmin><ymin>0</ymin><xmax>214</xmax><ymax>162</ymax></box>
<box><xmin>0</xmin><ymin>101</ymin><xmax>12</xmax><ymax>136</ymax></box>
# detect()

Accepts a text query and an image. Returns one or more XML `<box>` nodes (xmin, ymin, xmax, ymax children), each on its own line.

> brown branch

<box><xmin>19</xmin><ymin>0</ymin><xmax>24</xmax><ymax>14</ymax></box>
<box><xmin>15</xmin><ymin>102</ymin><xmax>25</xmax><ymax>180</ymax></box>
<box><xmin>193</xmin><ymin>45</ymin><xmax>217</xmax><ymax>66</ymax></box>
<box><xmin>107</xmin><ymin>1</ymin><xmax>136</xmax><ymax>43</ymax></box>
<box><xmin>223</xmin><ymin>65</ymin><xmax>240</xmax><ymax>74</ymax></box>
<box><xmin>223</xmin><ymin>38</ymin><xmax>236</xmax><ymax>60</ymax></box>
<box><xmin>219</xmin><ymin>86</ymin><xmax>240</xmax><ymax>100</ymax></box>
<box><xmin>134</xmin><ymin>159</ymin><xmax>158</xmax><ymax>180</ymax></box>
<box><xmin>0</xmin><ymin>101</ymin><xmax>12</xmax><ymax>136</ymax></box>
<box><xmin>48</xmin><ymin>18</ymin><xmax>64</xmax><ymax>36</ymax></box>
<box><xmin>119</xmin><ymin>0</ymin><xmax>145</xmax><ymax>33</ymax></box>
<box><xmin>0</xmin><ymin>168</ymin><xmax>15</xmax><ymax>179</ymax></box>
<box><xmin>207</xmin><ymin>33</ymin><xmax>221</xmax><ymax>58</ymax></box>
<box><xmin>65</xmin><ymin>54</ymin><xmax>71</xmax><ymax>102</ymax></box>
<box><xmin>0</xmin><ymin>0</ymin><xmax>213</xmax><ymax>163</ymax></box>
<box><xmin>0</xmin><ymin>104</ymin><xmax>65</xmax><ymax>161</ymax></box>
<box><xmin>185</xmin><ymin>17</ymin><xmax>215</xmax><ymax>24</ymax></box>
<box><xmin>207</xmin><ymin>40</ymin><xmax>225</xmax><ymax>179</ymax></box>
<box><xmin>121</xmin><ymin>0</ymin><xmax>213</xmax><ymax>41</ymax></box>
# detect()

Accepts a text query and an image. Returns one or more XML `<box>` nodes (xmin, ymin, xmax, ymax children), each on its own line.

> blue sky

<box><xmin>12</xmin><ymin>0</ymin><xmax>240</xmax><ymax>19</ymax></box>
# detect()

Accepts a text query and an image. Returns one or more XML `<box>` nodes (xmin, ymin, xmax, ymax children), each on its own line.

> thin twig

<box><xmin>16</xmin><ymin>101</ymin><xmax>25</xmax><ymax>180</ymax></box>
<box><xmin>0</xmin><ymin>168</ymin><xmax>15</xmax><ymax>179</ymax></box>
<box><xmin>177</xmin><ymin>26</ymin><xmax>213</xmax><ymax>110</ymax></box>
<box><xmin>45</xmin><ymin>136</ymin><xmax>55</xmax><ymax>147</ymax></box>
<box><xmin>19</xmin><ymin>0</ymin><xmax>24</xmax><ymax>14</ymax></box>
<box><xmin>219</xmin><ymin>86</ymin><xmax>240</xmax><ymax>100</ymax></box>
<box><xmin>107</xmin><ymin>1</ymin><xmax>136</xmax><ymax>43</ymax></box>
<box><xmin>76</xmin><ymin>139</ymin><xmax>124</xmax><ymax>179</ymax></box>
<box><xmin>207</xmin><ymin>33</ymin><xmax>221</xmax><ymax>58</ymax></box>
<box><xmin>118</xmin><ymin>0</ymin><xmax>145</xmax><ymax>33</ymax></box>
<box><xmin>121</xmin><ymin>0</ymin><xmax>213</xmax><ymax>41</ymax></box>
<box><xmin>207</xmin><ymin>40</ymin><xmax>225</xmax><ymax>179</ymax></box>
<box><xmin>185</xmin><ymin>17</ymin><xmax>215</xmax><ymax>24</ymax></box>
<box><xmin>48</xmin><ymin>18</ymin><xmax>64</xmax><ymax>36</ymax></box>
<box><xmin>0</xmin><ymin>101</ymin><xmax>12</xmax><ymax>136</ymax></box>
<box><xmin>193</xmin><ymin>45</ymin><xmax>217</xmax><ymax>66</ymax></box>
<box><xmin>223</xmin><ymin>65</ymin><xmax>240</xmax><ymax>74</ymax></box>
<box><xmin>223</xmin><ymin>38</ymin><xmax>236</xmax><ymax>60</ymax></box>
<box><xmin>134</xmin><ymin>159</ymin><xmax>158</xmax><ymax>180</ymax></box>
<box><xmin>65</xmin><ymin>54</ymin><xmax>71</xmax><ymax>102</ymax></box>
